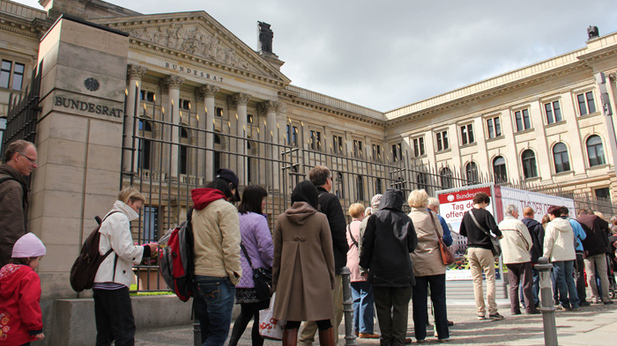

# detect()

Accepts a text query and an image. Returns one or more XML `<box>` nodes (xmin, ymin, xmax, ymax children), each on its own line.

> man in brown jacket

<box><xmin>0</xmin><ymin>140</ymin><xmax>37</xmax><ymax>267</ymax></box>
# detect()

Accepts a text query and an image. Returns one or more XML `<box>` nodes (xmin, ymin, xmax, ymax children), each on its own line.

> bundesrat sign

<box><xmin>435</xmin><ymin>183</ymin><xmax>576</xmax><ymax>280</ymax></box>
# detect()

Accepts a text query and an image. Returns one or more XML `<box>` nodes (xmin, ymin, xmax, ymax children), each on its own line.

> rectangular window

<box><xmin>595</xmin><ymin>187</ymin><xmax>610</xmax><ymax>200</ymax></box>
<box><xmin>310</xmin><ymin>130</ymin><xmax>322</xmax><ymax>151</ymax></box>
<box><xmin>413</xmin><ymin>137</ymin><xmax>425</xmax><ymax>157</ymax></box>
<box><xmin>143</xmin><ymin>206</ymin><xmax>160</xmax><ymax>242</ymax></box>
<box><xmin>216</xmin><ymin>107</ymin><xmax>224</xmax><ymax>117</ymax></box>
<box><xmin>140</xmin><ymin>91</ymin><xmax>156</xmax><ymax>102</ymax></box>
<box><xmin>460</xmin><ymin>124</ymin><xmax>474</xmax><ymax>145</ymax></box>
<box><xmin>515</xmin><ymin>109</ymin><xmax>531</xmax><ymax>131</ymax></box>
<box><xmin>577</xmin><ymin>91</ymin><xmax>596</xmax><ymax>116</ymax></box>
<box><xmin>287</xmin><ymin>125</ymin><xmax>298</xmax><ymax>147</ymax></box>
<box><xmin>372</xmin><ymin>144</ymin><xmax>381</xmax><ymax>162</ymax></box>
<box><xmin>0</xmin><ymin>60</ymin><xmax>25</xmax><ymax>90</ymax></box>
<box><xmin>436</xmin><ymin>131</ymin><xmax>449</xmax><ymax>151</ymax></box>
<box><xmin>487</xmin><ymin>117</ymin><xmax>501</xmax><ymax>138</ymax></box>
<box><xmin>179</xmin><ymin>98</ymin><xmax>191</xmax><ymax>110</ymax></box>
<box><xmin>353</xmin><ymin>140</ymin><xmax>363</xmax><ymax>158</ymax></box>
<box><xmin>333</xmin><ymin>135</ymin><xmax>343</xmax><ymax>154</ymax></box>
<box><xmin>545</xmin><ymin>101</ymin><xmax>563</xmax><ymax>124</ymax></box>
<box><xmin>247</xmin><ymin>114</ymin><xmax>254</xmax><ymax>124</ymax></box>
<box><xmin>392</xmin><ymin>143</ymin><xmax>402</xmax><ymax>162</ymax></box>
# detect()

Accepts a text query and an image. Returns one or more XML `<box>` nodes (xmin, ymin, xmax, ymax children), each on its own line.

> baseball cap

<box><xmin>215</xmin><ymin>168</ymin><xmax>241</xmax><ymax>202</ymax></box>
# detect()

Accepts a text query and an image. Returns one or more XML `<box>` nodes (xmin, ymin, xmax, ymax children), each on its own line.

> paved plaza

<box><xmin>134</xmin><ymin>300</ymin><xmax>617</xmax><ymax>345</ymax></box>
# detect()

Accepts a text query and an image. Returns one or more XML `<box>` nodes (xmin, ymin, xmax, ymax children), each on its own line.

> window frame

<box><xmin>492</xmin><ymin>156</ymin><xmax>507</xmax><ymax>183</ymax></box>
<box><xmin>460</xmin><ymin>123</ymin><xmax>475</xmax><ymax>145</ymax></box>
<box><xmin>521</xmin><ymin>149</ymin><xmax>538</xmax><ymax>179</ymax></box>
<box><xmin>577</xmin><ymin>91</ymin><xmax>597</xmax><ymax>116</ymax></box>
<box><xmin>413</xmin><ymin>136</ymin><xmax>425</xmax><ymax>157</ymax></box>
<box><xmin>435</xmin><ymin>130</ymin><xmax>449</xmax><ymax>151</ymax></box>
<box><xmin>544</xmin><ymin>100</ymin><xmax>563</xmax><ymax>124</ymax></box>
<box><xmin>586</xmin><ymin>134</ymin><xmax>606</xmax><ymax>167</ymax></box>
<box><xmin>486</xmin><ymin>116</ymin><xmax>502</xmax><ymax>139</ymax></box>
<box><xmin>514</xmin><ymin>108</ymin><xmax>531</xmax><ymax>132</ymax></box>
<box><xmin>552</xmin><ymin>142</ymin><xmax>571</xmax><ymax>173</ymax></box>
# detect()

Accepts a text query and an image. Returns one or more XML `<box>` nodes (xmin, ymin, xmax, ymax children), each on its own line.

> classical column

<box><xmin>197</xmin><ymin>84</ymin><xmax>220</xmax><ymax>180</ymax></box>
<box><xmin>124</xmin><ymin>64</ymin><xmax>147</xmax><ymax>173</ymax></box>
<box><xmin>228</xmin><ymin>93</ymin><xmax>251</xmax><ymax>186</ymax></box>
<box><xmin>258</xmin><ymin>100</ymin><xmax>281</xmax><ymax>188</ymax></box>
<box><xmin>161</xmin><ymin>75</ymin><xmax>184</xmax><ymax>179</ymax></box>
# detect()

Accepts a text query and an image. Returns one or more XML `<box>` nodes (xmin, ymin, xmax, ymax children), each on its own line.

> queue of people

<box><xmin>3</xmin><ymin>138</ymin><xmax>617</xmax><ymax>346</ymax></box>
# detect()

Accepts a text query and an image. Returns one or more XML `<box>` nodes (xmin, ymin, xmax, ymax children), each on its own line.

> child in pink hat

<box><xmin>0</xmin><ymin>233</ymin><xmax>46</xmax><ymax>345</ymax></box>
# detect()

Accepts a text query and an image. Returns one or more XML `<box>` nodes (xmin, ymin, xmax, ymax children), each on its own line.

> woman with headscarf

<box><xmin>272</xmin><ymin>181</ymin><xmax>336</xmax><ymax>346</ymax></box>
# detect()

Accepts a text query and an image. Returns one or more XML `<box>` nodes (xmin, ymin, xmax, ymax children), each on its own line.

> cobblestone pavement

<box><xmin>135</xmin><ymin>301</ymin><xmax>617</xmax><ymax>345</ymax></box>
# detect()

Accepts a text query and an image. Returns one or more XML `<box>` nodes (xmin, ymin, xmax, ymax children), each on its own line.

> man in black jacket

<box><xmin>459</xmin><ymin>192</ymin><xmax>504</xmax><ymax>320</ymax></box>
<box><xmin>521</xmin><ymin>207</ymin><xmax>544</xmax><ymax>308</ymax></box>
<box><xmin>578</xmin><ymin>209</ymin><xmax>613</xmax><ymax>304</ymax></box>
<box><xmin>361</xmin><ymin>188</ymin><xmax>417</xmax><ymax>346</ymax></box>
<box><xmin>299</xmin><ymin>166</ymin><xmax>349</xmax><ymax>345</ymax></box>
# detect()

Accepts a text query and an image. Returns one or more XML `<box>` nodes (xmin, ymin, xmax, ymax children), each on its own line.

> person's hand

<box><xmin>34</xmin><ymin>333</ymin><xmax>45</xmax><ymax>340</ymax></box>
<box><xmin>147</xmin><ymin>242</ymin><xmax>158</xmax><ymax>254</ymax></box>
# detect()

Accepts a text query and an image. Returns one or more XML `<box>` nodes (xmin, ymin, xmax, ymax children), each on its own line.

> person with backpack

<box><xmin>93</xmin><ymin>187</ymin><xmax>157</xmax><ymax>346</ymax></box>
<box><xmin>0</xmin><ymin>233</ymin><xmax>46</xmax><ymax>345</ymax></box>
<box><xmin>191</xmin><ymin>169</ymin><xmax>242</xmax><ymax>346</ymax></box>
<box><xmin>228</xmin><ymin>185</ymin><xmax>273</xmax><ymax>346</ymax></box>
<box><xmin>0</xmin><ymin>140</ymin><xmax>38</xmax><ymax>268</ymax></box>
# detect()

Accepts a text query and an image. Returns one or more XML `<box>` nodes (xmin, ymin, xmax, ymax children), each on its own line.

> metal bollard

<box><xmin>341</xmin><ymin>267</ymin><xmax>358</xmax><ymax>345</ymax></box>
<box><xmin>536</xmin><ymin>257</ymin><xmax>558</xmax><ymax>346</ymax></box>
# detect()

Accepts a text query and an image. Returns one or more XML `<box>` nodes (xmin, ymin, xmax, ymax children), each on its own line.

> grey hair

<box><xmin>427</xmin><ymin>197</ymin><xmax>440</xmax><ymax>208</ymax></box>
<box><xmin>505</xmin><ymin>204</ymin><xmax>518</xmax><ymax>216</ymax></box>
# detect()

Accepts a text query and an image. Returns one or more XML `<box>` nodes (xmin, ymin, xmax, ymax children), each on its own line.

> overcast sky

<box><xmin>14</xmin><ymin>0</ymin><xmax>617</xmax><ymax>112</ymax></box>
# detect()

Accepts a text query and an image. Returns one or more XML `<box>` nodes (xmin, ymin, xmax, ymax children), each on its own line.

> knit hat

<box><xmin>371</xmin><ymin>194</ymin><xmax>383</xmax><ymax>209</ymax></box>
<box><xmin>12</xmin><ymin>233</ymin><xmax>46</xmax><ymax>258</ymax></box>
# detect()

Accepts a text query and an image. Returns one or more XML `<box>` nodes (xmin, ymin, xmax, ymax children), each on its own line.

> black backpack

<box><xmin>159</xmin><ymin>209</ymin><xmax>194</xmax><ymax>302</ymax></box>
<box><xmin>69</xmin><ymin>212</ymin><xmax>119</xmax><ymax>292</ymax></box>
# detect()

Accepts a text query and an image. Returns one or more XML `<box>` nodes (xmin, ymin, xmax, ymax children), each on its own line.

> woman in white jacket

<box><xmin>543</xmin><ymin>205</ymin><xmax>579</xmax><ymax>311</ymax></box>
<box><xmin>93</xmin><ymin>187</ymin><xmax>157</xmax><ymax>346</ymax></box>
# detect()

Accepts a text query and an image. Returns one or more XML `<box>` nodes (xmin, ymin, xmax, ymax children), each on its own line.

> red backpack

<box><xmin>159</xmin><ymin>209</ymin><xmax>194</xmax><ymax>302</ymax></box>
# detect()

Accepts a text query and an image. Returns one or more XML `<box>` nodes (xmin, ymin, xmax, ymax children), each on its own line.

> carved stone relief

<box><xmin>128</xmin><ymin>24</ymin><xmax>254</xmax><ymax>72</ymax></box>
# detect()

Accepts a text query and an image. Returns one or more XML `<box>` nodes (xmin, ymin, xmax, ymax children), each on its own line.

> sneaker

<box><xmin>527</xmin><ymin>309</ymin><xmax>541</xmax><ymax>315</ymax></box>
<box><xmin>438</xmin><ymin>337</ymin><xmax>452</xmax><ymax>342</ymax></box>
<box><xmin>477</xmin><ymin>315</ymin><xmax>488</xmax><ymax>320</ymax></box>
<box><xmin>559</xmin><ymin>305</ymin><xmax>571</xmax><ymax>311</ymax></box>
<box><xmin>489</xmin><ymin>313</ymin><xmax>504</xmax><ymax>320</ymax></box>
<box><xmin>358</xmin><ymin>333</ymin><xmax>380</xmax><ymax>339</ymax></box>
<box><xmin>512</xmin><ymin>310</ymin><xmax>522</xmax><ymax>315</ymax></box>
<box><xmin>580</xmin><ymin>301</ymin><xmax>591</xmax><ymax>307</ymax></box>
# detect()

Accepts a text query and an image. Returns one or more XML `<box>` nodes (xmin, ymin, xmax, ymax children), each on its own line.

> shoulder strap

<box><xmin>240</xmin><ymin>243</ymin><xmax>255</xmax><ymax>269</ymax></box>
<box><xmin>428</xmin><ymin>211</ymin><xmax>442</xmax><ymax>239</ymax></box>
<box><xmin>0</xmin><ymin>176</ymin><xmax>17</xmax><ymax>185</ymax></box>
<box><xmin>469</xmin><ymin>209</ymin><xmax>490</xmax><ymax>235</ymax></box>
<box><xmin>347</xmin><ymin>224</ymin><xmax>358</xmax><ymax>248</ymax></box>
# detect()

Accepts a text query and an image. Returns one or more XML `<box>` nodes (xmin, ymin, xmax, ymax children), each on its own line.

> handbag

<box><xmin>468</xmin><ymin>209</ymin><xmax>502</xmax><ymax>258</ymax></box>
<box><xmin>259</xmin><ymin>292</ymin><xmax>285</xmax><ymax>340</ymax></box>
<box><xmin>429</xmin><ymin>211</ymin><xmax>455</xmax><ymax>265</ymax></box>
<box><xmin>240</xmin><ymin>243</ymin><xmax>273</xmax><ymax>301</ymax></box>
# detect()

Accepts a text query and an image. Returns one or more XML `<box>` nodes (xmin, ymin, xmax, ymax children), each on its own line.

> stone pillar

<box><xmin>124</xmin><ymin>64</ymin><xmax>147</xmax><ymax>173</ymax></box>
<box><xmin>258</xmin><ymin>100</ymin><xmax>280</xmax><ymax>189</ymax></box>
<box><xmin>228</xmin><ymin>92</ymin><xmax>250</xmax><ymax>186</ymax></box>
<box><xmin>161</xmin><ymin>75</ymin><xmax>184</xmax><ymax>179</ymax></box>
<box><xmin>32</xmin><ymin>16</ymin><xmax>128</xmax><ymax>299</ymax></box>
<box><xmin>197</xmin><ymin>84</ymin><xmax>219</xmax><ymax>180</ymax></box>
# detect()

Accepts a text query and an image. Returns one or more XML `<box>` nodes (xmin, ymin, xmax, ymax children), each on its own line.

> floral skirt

<box><xmin>235</xmin><ymin>287</ymin><xmax>262</xmax><ymax>304</ymax></box>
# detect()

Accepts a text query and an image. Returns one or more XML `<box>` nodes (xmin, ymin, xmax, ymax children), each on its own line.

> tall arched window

<box><xmin>553</xmin><ymin>142</ymin><xmax>570</xmax><ymax>173</ymax></box>
<box><xmin>214</xmin><ymin>133</ymin><xmax>221</xmax><ymax>172</ymax></box>
<box><xmin>586</xmin><ymin>135</ymin><xmax>606</xmax><ymax>167</ymax></box>
<box><xmin>466</xmin><ymin>162</ymin><xmax>478</xmax><ymax>185</ymax></box>
<box><xmin>336</xmin><ymin>172</ymin><xmax>344</xmax><ymax>199</ymax></box>
<box><xmin>417</xmin><ymin>173</ymin><xmax>429</xmax><ymax>192</ymax></box>
<box><xmin>440</xmin><ymin>167</ymin><xmax>453</xmax><ymax>189</ymax></box>
<box><xmin>179</xmin><ymin>127</ymin><xmax>189</xmax><ymax>175</ymax></box>
<box><xmin>138</xmin><ymin>119</ymin><xmax>153</xmax><ymax>170</ymax></box>
<box><xmin>375</xmin><ymin>178</ymin><xmax>383</xmax><ymax>194</ymax></box>
<box><xmin>493</xmin><ymin>156</ymin><xmax>507</xmax><ymax>183</ymax></box>
<box><xmin>521</xmin><ymin>150</ymin><xmax>537</xmax><ymax>179</ymax></box>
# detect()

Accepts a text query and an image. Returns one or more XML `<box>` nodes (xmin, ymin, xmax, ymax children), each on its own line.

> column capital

<box><xmin>196</xmin><ymin>84</ymin><xmax>221</xmax><ymax>99</ymax></box>
<box><xmin>160</xmin><ymin>75</ymin><xmax>185</xmax><ymax>91</ymax></box>
<box><xmin>127</xmin><ymin>64</ymin><xmax>148</xmax><ymax>80</ymax></box>
<box><xmin>228</xmin><ymin>92</ymin><xmax>251</xmax><ymax>108</ymax></box>
<box><xmin>257</xmin><ymin>100</ymin><xmax>280</xmax><ymax>115</ymax></box>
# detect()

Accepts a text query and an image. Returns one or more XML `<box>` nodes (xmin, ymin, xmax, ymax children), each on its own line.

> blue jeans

<box><xmin>351</xmin><ymin>281</ymin><xmax>375</xmax><ymax>334</ymax></box>
<box><xmin>553</xmin><ymin>261</ymin><xmax>579</xmax><ymax>309</ymax></box>
<box><xmin>193</xmin><ymin>276</ymin><xmax>236</xmax><ymax>346</ymax></box>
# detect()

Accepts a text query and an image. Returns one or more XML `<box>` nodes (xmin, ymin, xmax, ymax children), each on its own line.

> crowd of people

<box><xmin>2</xmin><ymin>139</ymin><xmax>617</xmax><ymax>346</ymax></box>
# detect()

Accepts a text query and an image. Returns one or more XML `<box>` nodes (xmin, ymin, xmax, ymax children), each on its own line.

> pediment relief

<box><xmin>96</xmin><ymin>12</ymin><xmax>290</xmax><ymax>84</ymax></box>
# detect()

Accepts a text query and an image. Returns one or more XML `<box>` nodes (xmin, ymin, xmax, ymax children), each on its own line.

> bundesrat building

<box><xmin>1</xmin><ymin>0</ymin><xmax>617</xmax><ymax>343</ymax></box>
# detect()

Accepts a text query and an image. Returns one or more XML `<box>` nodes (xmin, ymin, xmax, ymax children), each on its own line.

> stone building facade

<box><xmin>1</xmin><ymin>2</ymin><xmax>617</xmax><ymax>342</ymax></box>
